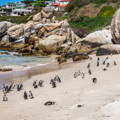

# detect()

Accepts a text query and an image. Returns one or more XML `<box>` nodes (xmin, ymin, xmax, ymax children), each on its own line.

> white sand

<box><xmin>1</xmin><ymin>55</ymin><xmax>120</xmax><ymax>120</ymax></box>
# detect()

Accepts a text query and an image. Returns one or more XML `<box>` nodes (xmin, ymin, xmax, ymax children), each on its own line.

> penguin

<box><xmin>92</xmin><ymin>78</ymin><xmax>97</xmax><ymax>83</ymax></box>
<box><xmin>38</xmin><ymin>80</ymin><xmax>44</xmax><ymax>87</ymax></box>
<box><xmin>106</xmin><ymin>63</ymin><xmax>110</xmax><ymax>67</ymax></box>
<box><xmin>50</xmin><ymin>79</ymin><xmax>56</xmax><ymax>88</ymax></box>
<box><xmin>54</xmin><ymin>75</ymin><xmax>61</xmax><ymax>83</ymax></box>
<box><xmin>97</xmin><ymin>61</ymin><xmax>99</xmax><ymax>67</ymax></box>
<box><xmin>87</xmin><ymin>63</ymin><xmax>90</xmax><ymax>69</ymax></box>
<box><xmin>113</xmin><ymin>61</ymin><xmax>117</xmax><ymax>66</ymax></box>
<box><xmin>23</xmin><ymin>91</ymin><xmax>28</xmax><ymax>100</ymax></box>
<box><xmin>3</xmin><ymin>94</ymin><xmax>8</xmax><ymax>102</ymax></box>
<box><xmin>29</xmin><ymin>90</ymin><xmax>34</xmax><ymax>99</ymax></box>
<box><xmin>88</xmin><ymin>69</ymin><xmax>92</xmax><ymax>75</ymax></box>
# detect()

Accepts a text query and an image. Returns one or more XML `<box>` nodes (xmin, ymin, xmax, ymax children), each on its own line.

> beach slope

<box><xmin>0</xmin><ymin>55</ymin><xmax>120</xmax><ymax>120</ymax></box>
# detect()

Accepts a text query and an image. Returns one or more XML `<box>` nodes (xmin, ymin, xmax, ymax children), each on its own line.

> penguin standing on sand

<box><xmin>103</xmin><ymin>60</ymin><xmax>105</xmax><ymax>65</ymax></box>
<box><xmin>29</xmin><ymin>91</ymin><xmax>34</xmax><ymax>99</ymax></box>
<box><xmin>33</xmin><ymin>81</ymin><xmax>38</xmax><ymax>89</ymax></box>
<box><xmin>106</xmin><ymin>63</ymin><xmax>110</xmax><ymax>67</ymax></box>
<box><xmin>87</xmin><ymin>63</ymin><xmax>90</xmax><ymax>69</ymax></box>
<box><xmin>20</xmin><ymin>84</ymin><xmax>23</xmax><ymax>90</ymax></box>
<box><xmin>3</xmin><ymin>94</ymin><xmax>8</xmax><ymax>102</ymax></box>
<box><xmin>81</xmin><ymin>72</ymin><xmax>85</xmax><ymax>79</ymax></box>
<box><xmin>23</xmin><ymin>91</ymin><xmax>28</xmax><ymax>100</ymax></box>
<box><xmin>97</xmin><ymin>61</ymin><xmax>99</xmax><ymax>67</ymax></box>
<box><xmin>97</xmin><ymin>57</ymin><xmax>100</xmax><ymax>61</ymax></box>
<box><xmin>103</xmin><ymin>57</ymin><xmax>109</xmax><ymax>65</ymax></box>
<box><xmin>38</xmin><ymin>80</ymin><xmax>44</xmax><ymax>87</ymax></box>
<box><xmin>92</xmin><ymin>78</ymin><xmax>97</xmax><ymax>84</ymax></box>
<box><xmin>7</xmin><ymin>83</ymin><xmax>14</xmax><ymax>92</ymax></box>
<box><xmin>114</xmin><ymin>61</ymin><xmax>117</xmax><ymax>66</ymax></box>
<box><xmin>88</xmin><ymin>69</ymin><xmax>92</xmax><ymax>75</ymax></box>
<box><xmin>17</xmin><ymin>84</ymin><xmax>23</xmax><ymax>91</ymax></box>
<box><xmin>50</xmin><ymin>79</ymin><xmax>56</xmax><ymax>88</ymax></box>
<box><xmin>17</xmin><ymin>84</ymin><xmax>19</xmax><ymax>91</ymax></box>
<box><xmin>54</xmin><ymin>75</ymin><xmax>61</xmax><ymax>83</ymax></box>
<box><xmin>5</xmin><ymin>85</ymin><xmax>9</xmax><ymax>93</ymax></box>
<box><xmin>97</xmin><ymin>57</ymin><xmax>100</xmax><ymax>67</ymax></box>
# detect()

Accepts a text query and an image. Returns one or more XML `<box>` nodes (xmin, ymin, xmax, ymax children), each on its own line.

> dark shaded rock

<box><xmin>65</xmin><ymin>52</ymin><xmax>89</xmax><ymax>60</ymax></box>
<box><xmin>72</xmin><ymin>28</ymin><xmax>89</xmax><ymax>38</ymax></box>
<box><xmin>96</xmin><ymin>44</ymin><xmax>120</xmax><ymax>56</ymax></box>
<box><xmin>56</xmin><ymin>55</ymin><xmax>67</xmax><ymax>64</ymax></box>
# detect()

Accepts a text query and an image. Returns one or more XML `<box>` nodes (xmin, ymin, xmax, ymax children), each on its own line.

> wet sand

<box><xmin>0</xmin><ymin>55</ymin><xmax>120</xmax><ymax>120</ymax></box>
<box><xmin>0</xmin><ymin>58</ymin><xmax>73</xmax><ymax>87</ymax></box>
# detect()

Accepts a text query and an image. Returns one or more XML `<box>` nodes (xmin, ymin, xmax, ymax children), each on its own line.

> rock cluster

<box><xmin>1</xmin><ymin>8</ymin><xmax>120</xmax><ymax>63</ymax></box>
<box><xmin>0</xmin><ymin>9</ymin><xmax>80</xmax><ymax>58</ymax></box>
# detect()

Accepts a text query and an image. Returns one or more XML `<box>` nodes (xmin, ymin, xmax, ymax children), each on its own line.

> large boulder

<box><xmin>24</xmin><ymin>21</ymin><xmax>35</xmax><ymax>38</ymax></box>
<box><xmin>61</xmin><ymin>19</ymin><xmax>69</xmax><ymax>28</ymax></box>
<box><xmin>33</xmin><ymin>10</ymin><xmax>50</xmax><ymax>22</ymax></box>
<box><xmin>111</xmin><ymin>8</ymin><xmax>120</xmax><ymax>44</ymax></box>
<box><xmin>96</xmin><ymin>44</ymin><xmax>120</xmax><ymax>56</ymax></box>
<box><xmin>0</xmin><ymin>35</ymin><xmax>10</xmax><ymax>48</ymax></box>
<box><xmin>37</xmin><ymin>22</ymin><xmax>64</xmax><ymax>37</ymax></box>
<box><xmin>67</xmin><ymin>28</ymin><xmax>81</xmax><ymax>43</ymax></box>
<box><xmin>29</xmin><ymin>35</ymin><xmax>41</xmax><ymax>49</ymax></box>
<box><xmin>40</xmin><ymin>35</ymin><xmax>66</xmax><ymax>53</ymax></box>
<box><xmin>7</xmin><ymin>24</ymin><xmax>24</xmax><ymax>40</ymax></box>
<box><xmin>2</xmin><ymin>21</ymin><xmax>14</xmax><ymax>28</ymax></box>
<box><xmin>43</xmin><ymin>7</ymin><xmax>54</xmax><ymax>13</ymax></box>
<box><xmin>0</xmin><ymin>21</ymin><xmax>14</xmax><ymax>37</ymax></box>
<box><xmin>1</xmin><ymin>35</ymin><xmax>9</xmax><ymax>43</ymax></box>
<box><xmin>77</xmin><ymin>30</ymin><xmax>112</xmax><ymax>48</ymax></box>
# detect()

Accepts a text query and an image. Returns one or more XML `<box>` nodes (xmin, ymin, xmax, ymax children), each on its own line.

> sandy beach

<box><xmin>1</xmin><ymin>55</ymin><xmax>120</xmax><ymax>120</ymax></box>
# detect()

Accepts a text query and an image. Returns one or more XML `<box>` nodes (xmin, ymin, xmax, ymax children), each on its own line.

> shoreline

<box><xmin>0</xmin><ymin>58</ymin><xmax>81</xmax><ymax>86</ymax></box>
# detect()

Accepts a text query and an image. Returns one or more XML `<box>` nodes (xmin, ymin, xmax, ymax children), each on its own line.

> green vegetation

<box><xmin>65</xmin><ymin>0</ymin><xmax>119</xmax><ymax>31</ymax></box>
<box><xmin>66</xmin><ymin>0</ymin><xmax>119</xmax><ymax>13</ymax></box>
<box><xmin>56</xmin><ymin>16</ymin><xmax>68</xmax><ymax>21</ymax></box>
<box><xmin>69</xmin><ymin>16</ymin><xmax>112</xmax><ymax>31</ymax></box>
<box><xmin>0</xmin><ymin>16</ymin><xmax>29</xmax><ymax>24</ymax></box>
<box><xmin>2</xmin><ymin>8</ymin><xmax>12</xmax><ymax>13</ymax></box>
<box><xmin>68</xmin><ymin>6</ymin><xmax>116</xmax><ymax>31</ymax></box>
<box><xmin>97</xmin><ymin>6</ymin><xmax>116</xmax><ymax>17</ymax></box>
<box><xmin>92</xmin><ymin>0</ymin><xmax>119</xmax><ymax>5</ymax></box>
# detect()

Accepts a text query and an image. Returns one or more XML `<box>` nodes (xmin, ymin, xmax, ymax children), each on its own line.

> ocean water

<box><xmin>0</xmin><ymin>0</ymin><xmax>22</xmax><ymax>6</ymax></box>
<box><xmin>0</xmin><ymin>50</ymin><xmax>53</xmax><ymax>88</ymax></box>
<box><xmin>0</xmin><ymin>50</ymin><xmax>50</xmax><ymax>66</ymax></box>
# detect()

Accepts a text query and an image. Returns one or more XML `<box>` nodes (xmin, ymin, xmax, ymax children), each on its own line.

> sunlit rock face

<box><xmin>111</xmin><ymin>8</ymin><xmax>120</xmax><ymax>44</ymax></box>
